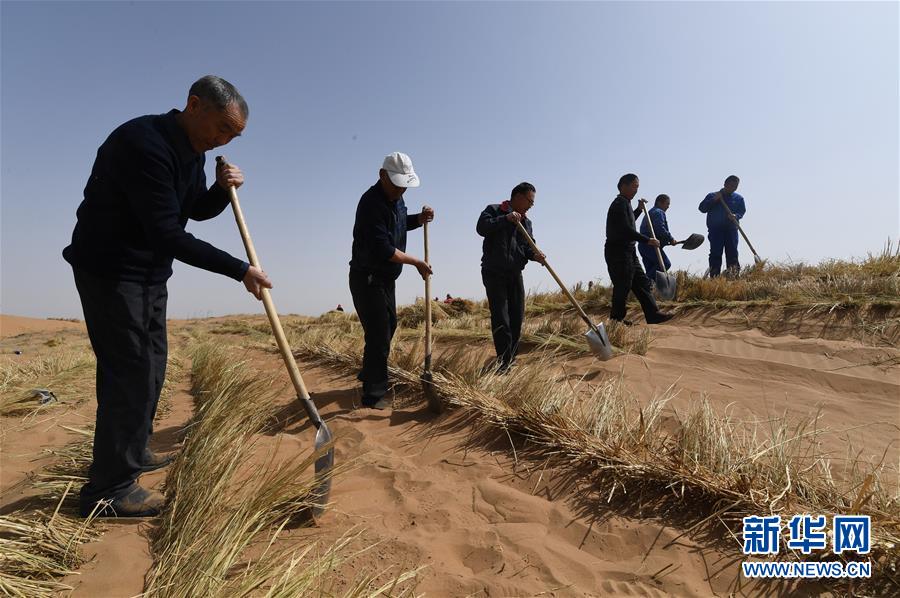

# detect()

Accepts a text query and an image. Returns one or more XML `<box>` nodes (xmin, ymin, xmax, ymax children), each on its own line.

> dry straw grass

<box><xmin>529</xmin><ymin>242</ymin><xmax>900</xmax><ymax>315</ymax></box>
<box><xmin>145</xmin><ymin>341</ymin><xmax>418</xmax><ymax>597</ymax></box>
<box><xmin>0</xmin><ymin>347</ymin><xmax>94</xmax><ymax>417</ymax></box>
<box><xmin>0</xmin><ymin>486</ymin><xmax>102</xmax><ymax>598</ymax></box>
<box><xmin>288</xmin><ymin>326</ymin><xmax>899</xmax><ymax>591</ymax></box>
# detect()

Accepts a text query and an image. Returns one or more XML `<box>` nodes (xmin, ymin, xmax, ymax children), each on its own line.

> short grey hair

<box><xmin>189</xmin><ymin>75</ymin><xmax>249</xmax><ymax>119</ymax></box>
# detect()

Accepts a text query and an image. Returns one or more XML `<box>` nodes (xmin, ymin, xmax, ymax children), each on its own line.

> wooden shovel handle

<box><xmin>215</xmin><ymin>157</ymin><xmax>319</xmax><ymax>424</ymax></box>
<box><xmin>715</xmin><ymin>194</ymin><xmax>762</xmax><ymax>262</ymax></box>
<box><xmin>639</xmin><ymin>201</ymin><xmax>668</xmax><ymax>274</ymax></box>
<box><xmin>514</xmin><ymin>220</ymin><xmax>598</xmax><ymax>335</ymax></box>
<box><xmin>423</xmin><ymin>220</ymin><xmax>432</xmax><ymax>370</ymax></box>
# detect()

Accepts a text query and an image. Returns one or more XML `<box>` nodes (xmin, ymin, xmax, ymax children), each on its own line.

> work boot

<box><xmin>647</xmin><ymin>312</ymin><xmax>674</xmax><ymax>324</ymax></box>
<box><xmin>363</xmin><ymin>396</ymin><xmax>393</xmax><ymax>410</ymax></box>
<box><xmin>81</xmin><ymin>484</ymin><xmax>165</xmax><ymax>518</ymax></box>
<box><xmin>141</xmin><ymin>447</ymin><xmax>176</xmax><ymax>473</ymax></box>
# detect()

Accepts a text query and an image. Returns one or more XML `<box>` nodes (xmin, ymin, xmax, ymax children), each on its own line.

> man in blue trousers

<box><xmin>638</xmin><ymin>194</ymin><xmax>676</xmax><ymax>282</ymax></box>
<box><xmin>699</xmin><ymin>175</ymin><xmax>746</xmax><ymax>277</ymax></box>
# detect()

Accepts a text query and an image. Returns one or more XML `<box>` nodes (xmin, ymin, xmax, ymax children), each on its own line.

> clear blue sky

<box><xmin>2</xmin><ymin>1</ymin><xmax>898</xmax><ymax>319</ymax></box>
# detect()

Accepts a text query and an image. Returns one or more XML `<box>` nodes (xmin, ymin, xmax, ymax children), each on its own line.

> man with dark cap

<box><xmin>477</xmin><ymin>182</ymin><xmax>546</xmax><ymax>373</ymax></box>
<box><xmin>349</xmin><ymin>152</ymin><xmax>434</xmax><ymax>409</ymax></box>
<box><xmin>63</xmin><ymin>75</ymin><xmax>272</xmax><ymax>518</ymax></box>
<box><xmin>604</xmin><ymin>174</ymin><xmax>673</xmax><ymax>326</ymax></box>
<box><xmin>699</xmin><ymin>175</ymin><xmax>746</xmax><ymax>277</ymax></box>
<box><xmin>638</xmin><ymin>194</ymin><xmax>677</xmax><ymax>282</ymax></box>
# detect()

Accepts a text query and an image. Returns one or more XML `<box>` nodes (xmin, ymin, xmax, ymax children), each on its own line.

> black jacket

<box><xmin>605</xmin><ymin>194</ymin><xmax>651</xmax><ymax>251</ymax></box>
<box><xmin>349</xmin><ymin>182</ymin><xmax>421</xmax><ymax>281</ymax></box>
<box><xmin>63</xmin><ymin>110</ymin><xmax>248</xmax><ymax>284</ymax></box>
<box><xmin>477</xmin><ymin>201</ymin><xmax>535</xmax><ymax>275</ymax></box>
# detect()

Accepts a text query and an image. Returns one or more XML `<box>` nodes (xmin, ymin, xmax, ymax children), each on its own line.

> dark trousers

<box><xmin>482</xmin><ymin>269</ymin><xmax>525</xmax><ymax>367</ymax></box>
<box><xmin>605</xmin><ymin>246</ymin><xmax>660</xmax><ymax>321</ymax></box>
<box><xmin>349</xmin><ymin>271</ymin><xmax>397</xmax><ymax>400</ymax></box>
<box><xmin>638</xmin><ymin>244</ymin><xmax>671</xmax><ymax>282</ymax></box>
<box><xmin>73</xmin><ymin>268</ymin><xmax>167</xmax><ymax>511</ymax></box>
<box><xmin>708</xmin><ymin>227</ymin><xmax>740</xmax><ymax>277</ymax></box>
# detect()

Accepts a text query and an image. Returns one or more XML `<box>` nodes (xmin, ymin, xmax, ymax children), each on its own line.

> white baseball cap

<box><xmin>382</xmin><ymin>152</ymin><xmax>420</xmax><ymax>188</ymax></box>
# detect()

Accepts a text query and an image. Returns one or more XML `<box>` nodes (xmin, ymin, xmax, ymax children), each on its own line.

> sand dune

<box><xmin>1</xmin><ymin>310</ymin><xmax>895</xmax><ymax>596</ymax></box>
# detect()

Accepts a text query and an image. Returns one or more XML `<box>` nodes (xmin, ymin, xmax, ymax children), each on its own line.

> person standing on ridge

<box><xmin>699</xmin><ymin>175</ymin><xmax>746</xmax><ymax>277</ymax></box>
<box><xmin>349</xmin><ymin>152</ymin><xmax>433</xmax><ymax>409</ymax></box>
<box><xmin>63</xmin><ymin>75</ymin><xmax>271</xmax><ymax>518</ymax></box>
<box><xmin>604</xmin><ymin>174</ymin><xmax>673</xmax><ymax>326</ymax></box>
<box><xmin>477</xmin><ymin>182</ymin><xmax>546</xmax><ymax>373</ymax></box>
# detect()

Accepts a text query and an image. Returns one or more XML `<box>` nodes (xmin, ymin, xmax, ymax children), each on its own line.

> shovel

<box><xmin>421</xmin><ymin>220</ymin><xmax>441</xmax><ymax>413</ymax></box>
<box><xmin>514</xmin><ymin>221</ymin><xmax>613</xmax><ymax>360</ymax></box>
<box><xmin>676</xmin><ymin>233</ymin><xmax>705</xmax><ymax>250</ymax></box>
<box><xmin>716</xmin><ymin>193</ymin><xmax>763</xmax><ymax>265</ymax></box>
<box><xmin>639</xmin><ymin>201</ymin><xmax>678</xmax><ymax>301</ymax></box>
<box><xmin>217</xmin><ymin>156</ymin><xmax>334</xmax><ymax>517</ymax></box>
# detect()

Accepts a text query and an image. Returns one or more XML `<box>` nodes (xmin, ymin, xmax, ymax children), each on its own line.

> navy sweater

<box><xmin>63</xmin><ymin>110</ymin><xmax>248</xmax><ymax>284</ymax></box>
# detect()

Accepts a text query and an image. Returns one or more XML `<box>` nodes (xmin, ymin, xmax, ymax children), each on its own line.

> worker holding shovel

<box><xmin>476</xmin><ymin>182</ymin><xmax>546</xmax><ymax>374</ymax></box>
<box><xmin>699</xmin><ymin>175</ymin><xmax>747</xmax><ymax>277</ymax></box>
<box><xmin>349</xmin><ymin>152</ymin><xmax>433</xmax><ymax>410</ymax></box>
<box><xmin>638</xmin><ymin>194</ymin><xmax>677</xmax><ymax>284</ymax></box>
<box><xmin>63</xmin><ymin>76</ymin><xmax>271</xmax><ymax>518</ymax></box>
<box><xmin>604</xmin><ymin>174</ymin><xmax>673</xmax><ymax>326</ymax></box>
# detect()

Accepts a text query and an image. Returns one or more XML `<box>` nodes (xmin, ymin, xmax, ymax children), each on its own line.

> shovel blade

<box><xmin>655</xmin><ymin>271</ymin><xmax>677</xmax><ymax>301</ymax></box>
<box><xmin>585</xmin><ymin>324</ymin><xmax>613</xmax><ymax>361</ymax></box>
<box><xmin>310</xmin><ymin>421</ymin><xmax>334</xmax><ymax>517</ymax></box>
<box><xmin>421</xmin><ymin>370</ymin><xmax>442</xmax><ymax>414</ymax></box>
<box><xmin>680</xmin><ymin>233</ymin><xmax>705</xmax><ymax>250</ymax></box>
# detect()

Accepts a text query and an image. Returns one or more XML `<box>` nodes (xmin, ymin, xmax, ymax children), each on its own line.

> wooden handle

<box><xmin>423</xmin><ymin>220</ymin><xmax>432</xmax><ymax>369</ymax></box>
<box><xmin>715</xmin><ymin>195</ymin><xmax>762</xmax><ymax>262</ymax></box>
<box><xmin>514</xmin><ymin>220</ymin><xmax>598</xmax><ymax>334</ymax></box>
<box><xmin>217</xmin><ymin>157</ymin><xmax>319</xmax><ymax>424</ymax></box>
<box><xmin>639</xmin><ymin>201</ymin><xmax>668</xmax><ymax>274</ymax></box>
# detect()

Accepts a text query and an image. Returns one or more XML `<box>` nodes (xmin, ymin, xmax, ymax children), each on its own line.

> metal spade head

<box><xmin>680</xmin><ymin>233</ymin><xmax>705</xmax><ymax>250</ymax></box>
<box><xmin>310</xmin><ymin>421</ymin><xmax>334</xmax><ymax>518</ymax></box>
<box><xmin>585</xmin><ymin>324</ymin><xmax>613</xmax><ymax>361</ymax></box>
<box><xmin>655</xmin><ymin>271</ymin><xmax>678</xmax><ymax>301</ymax></box>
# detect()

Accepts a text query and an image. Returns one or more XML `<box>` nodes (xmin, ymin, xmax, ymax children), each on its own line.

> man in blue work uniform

<box><xmin>349</xmin><ymin>152</ymin><xmax>434</xmax><ymax>409</ymax></box>
<box><xmin>477</xmin><ymin>182</ymin><xmax>546</xmax><ymax>373</ymax></box>
<box><xmin>699</xmin><ymin>175</ymin><xmax>746</xmax><ymax>277</ymax></box>
<box><xmin>638</xmin><ymin>194</ymin><xmax>677</xmax><ymax>282</ymax></box>
<box><xmin>63</xmin><ymin>76</ymin><xmax>272</xmax><ymax>517</ymax></box>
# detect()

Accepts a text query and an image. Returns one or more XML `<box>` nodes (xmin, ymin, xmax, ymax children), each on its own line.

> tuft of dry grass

<box><xmin>288</xmin><ymin>325</ymin><xmax>900</xmax><ymax>591</ymax></box>
<box><xmin>397</xmin><ymin>298</ymin><xmax>449</xmax><ymax>328</ymax></box>
<box><xmin>0</xmin><ymin>347</ymin><xmax>94</xmax><ymax>417</ymax></box>
<box><xmin>145</xmin><ymin>340</ymin><xmax>418</xmax><ymax>597</ymax></box>
<box><xmin>0</xmin><ymin>487</ymin><xmax>102</xmax><ymax>598</ymax></box>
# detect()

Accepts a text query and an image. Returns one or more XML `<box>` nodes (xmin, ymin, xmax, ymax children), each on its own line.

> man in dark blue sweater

<box><xmin>477</xmin><ymin>182</ymin><xmax>546</xmax><ymax>373</ymax></box>
<box><xmin>63</xmin><ymin>76</ymin><xmax>271</xmax><ymax>517</ymax></box>
<box><xmin>638</xmin><ymin>194</ymin><xmax>677</xmax><ymax>281</ymax></box>
<box><xmin>349</xmin><ymin>152</ymin><xmax>433</xmax><ymax>409</ymax></box>
<box><xmin>604</xmin><ymin>174</ymin><xmax>672</xmax><ymax>326</ymax></box>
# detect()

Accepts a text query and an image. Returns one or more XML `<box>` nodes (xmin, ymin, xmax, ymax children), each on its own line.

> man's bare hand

<box><xmin>414</xmin><ymin>260</ymin><xmax>433</xmax><ymax>280</ymax></box>
<box><xmin>243</xmin><ymin>266</ymin><xmax>272</xmax><ymax>300</ymax></box>
<box><xmin>505</xmin><ymin>212</ymin><xmax>522</xmax><ymax>224</ymax></box>
<box><xmin>216</xmin><ymin>157</ymin><xmax>244</xmax><ymax>189</ymax></box>
<box><xmin>418</xmin><ymin>205</ymin><xmax>434</xmax><ymax>225</ymax></box>
<box><xmin>533</xmin><ymin>250</ymin><xmax>547</xmax><ymax>265</ymax></box>
<box><xmin>647</xmin><ymin>238</ymin><xmax>660</xmax><ymax>248</ymax></box>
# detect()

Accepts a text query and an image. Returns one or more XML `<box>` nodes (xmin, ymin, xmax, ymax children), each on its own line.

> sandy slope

<box><xmin>2</xmin><ymin>312</ymin><xmax>896</xmax><ymax>596</ymax></box>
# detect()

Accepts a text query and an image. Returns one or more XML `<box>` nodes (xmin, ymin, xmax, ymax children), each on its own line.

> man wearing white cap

<box><xmin>349</xmin><ymin>152</ymin><xmax>434</xmax><ymax>409</ymax></box>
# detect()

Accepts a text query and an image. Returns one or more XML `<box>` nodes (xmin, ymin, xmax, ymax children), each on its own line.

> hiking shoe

<box><xmin>81</xmin><ymin>484</ymin><xmax>165</xmax><ymax>518</ymax></box>
<box><xmin>362</xmin><ymin>396</ymin><xmax>392</xmax><ymax>410</ymax></box>
<box><xmin>647</xmin><ymin>312</ymin><xmax>674</xmax><ymax>325</ymax></box>
<box><xmin>141</xmin><ymin>448</ymin><xmax>176</xmax><ymax>473</ymax></box>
